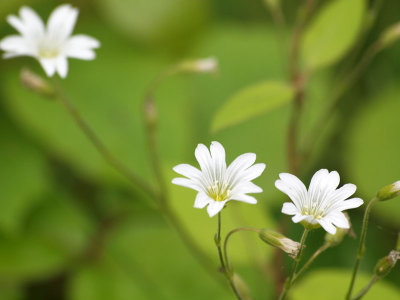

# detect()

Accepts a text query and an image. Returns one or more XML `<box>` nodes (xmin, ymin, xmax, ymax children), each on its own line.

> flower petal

<box><xmin>282</xmin><ymin>202</ymin><xmax>298</xmax><ymax>215</ymax></box>
<box><xmin>226</xmin><ymin>153</ymin><xmax>256</xmax><ymax>180</ymax></box>
<box><xmin>194</xmin><ymin>143</ymin><xmax>212</xmax><ymax>173</ymax></box>
<box><xmin>171</xmin><ymin>177</ymin><xmax>202</xmax><ymax>192</ymax></box>
<box><xmin>240</xmin><ymin>163</ymin><xmax>266</xmax><ymax>182</ymax></box>
<box><xmin>63</xmin><ymin>35</ymin><xmax>100</xmax><ymax>60</ymax></box>
<box><xmin>7</xmin><ymin>6</ymin><xmax>45</xmax><ymax>38</ymax></box>
<box><xmin>207</xmin><ymin>201</ymin><xmax>226</xmax><ymax>217</ymax></box>
<box><xmin>232</xmin><ymin>194</ymin><xmax>257</xmax><ymax>204</ymax></box>
<box><xmin>275</xmin><ymin>173</ymin><xmax>307</xmax><ymax>210</ymax></box>
<box><xmin>317</xmin><ymin>218</ymin><xmax>336</xmax><ymax>234</ymax></box>
<box><xmin>39</xmin><ymin>58</ymin><xmax>57</xmax><ymax>77</ymax></box>
<box><xmin>47</xmin><ymin>4</ymin><xmax>79</xmax><ymax>42</ymax></box>
<box><xmin>173</xmin><ymin>164</ymin><xmax>202</xmax><ymax>180</ymax></box>
<box><xmin>232</xmin><ymin>182</ymin><xmax>262</xmax><ymax>194</ymax></box>
<box><xmin>194</xmin><ymin>193</ymin><xmax>211</xmax><ymax>209</ymax></box>
<box><xmin>292</xmin><ymin>214</ymin><xmax>307</xmax><ymax>223</ymax></box>
<box><xmin>56</xmin><ymin>56</ymin><xmax>68</xmax><ymax>78</ymax></box>
<box><xmin>0</xmin><ymin>35</ymin><xmax>34</xmax><ymax>56</ymax></box>
<box><xmin>210</xmin><ymin>141</ymin><xmax>226</xmax><ymax>178</ymax></box>
<box><xmin>336</xmin><ymin>198</ymin><xmax>363</xmax><ymax>211</ymax></box>
<box><xmin>328</xmin><ymin>211</ymin><xmax>350</xmax><ymax>229</ymax></box>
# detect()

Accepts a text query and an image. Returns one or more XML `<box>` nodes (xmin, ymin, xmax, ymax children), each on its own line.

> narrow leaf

<box><xmin>211</xmin><ymin>81</ymin><xmax>294</xmax><ymax>133</ymax></box>
<box><xmin>301</xmin><ymin>0</ymin><xmax>366</xmax><ymax>70</ymax></box>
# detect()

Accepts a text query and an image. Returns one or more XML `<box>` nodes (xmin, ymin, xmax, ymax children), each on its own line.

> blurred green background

<box><xmin>0</xmin><ymin>0</ymin><xmax>399</xmax><ymax>299</ymax></box>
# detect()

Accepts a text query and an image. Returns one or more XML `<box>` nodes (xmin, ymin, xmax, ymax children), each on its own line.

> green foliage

<box><xmin>211</xmin><ymin>80</ymin><xmax>294</xmax><ymax>133</ymax></box>
<box><xmin>301</xmin><ymin>0</ymin><xmax>366</xmax><ymax>70</ymax></box>
<box><xmin>0</xmin><ymin>119</ymin><xmax>49</xmax><ymax>234</ymax></box>
<box><xmin>344</xmin><ymin>86</ymin><xmax>400</xmax><ymax>225</ymax></box>
<box><xmin>96</xmin><ymin>0</ymin><xmax>209</xmax><ymax>45</ymax></box>
<box><xmin>2</xmin><ymin>23</ymin><xmax>192</xmax><ymax>188</ymax></box>
<box><xmin>292</xmin><ymin>269</ymin><xmax>400</xmax><ymax>300</ymax></box>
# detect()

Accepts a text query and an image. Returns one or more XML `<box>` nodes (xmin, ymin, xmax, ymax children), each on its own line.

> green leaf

<box><xmin>0</xmin><ymin>118</ymin><xmax>49</xmax><ymax>234</ymax></box>
<box><xmin>0</xmin><ymin>191</ymin><xmax>94</xmax><ymax>282</ymax></box>
<box><xmin>212</xmin><ymin>80</ymin><xmax>294</xmax><ymax>133</ymax></box>
<box><xmin>301</xmin><ymin>0</ymin><xmax>366</xmax><ymax>70</ymax></box>
<box><xmin>67</xmin><ymin>260</ymin><xmax>148</xmax><ymax>300</ymax></box>
<box><xmin>2</xmin><ymin>23</ymin><xmax>192</xmax><ymax>189</ymax></box>
<box><xmin>292</xmin><ymin>269</ymin><xmax>400</xmax><ymax>300</ymax></box>
<box><xmin>344</xmin><ymin>86</ymin><xmax>400</xmax><ymax>226</ymax></box>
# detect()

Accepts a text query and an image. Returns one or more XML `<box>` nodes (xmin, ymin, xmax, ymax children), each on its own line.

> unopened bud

<box><xmin>374</xmin><ymin>250</ymin><xmax>400</xmax><ymax>278</ymax></box>
<box><xmin>20</xmin><ymin>68</ymin><xmax>55</xmax><ymax>97</ymax></box>
<box><xmin>259</xmin><ymin>229</ymin><xmax>301</xmax><ymax>258</ymax></box>
<box><xmin>325</xmin><ymin>227</ymin><xmax>349</xmax><ymax>246</ymax></box>
<box><xmin>232</xmin><ymin>273</ymin><xmax>252</xmax><ymax>300</ymax></box>
<box><xmin>179</xmin><ymin>57</ymin><xmax>219</xmax><ymax>74</ymax></box>
<box><xmin>376</xmin><ymin>181</ymin><xmax>400</xmax><ymax>201</ymax></box>
<box><xmin>379</xmin><ymin>22</ymin><xmax>400</xmax><ymax>49</ymax></box>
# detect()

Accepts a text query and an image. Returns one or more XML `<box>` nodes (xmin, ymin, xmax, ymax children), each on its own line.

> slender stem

<box><xmin>141</xmin><ymin>72</ymin><xmax>222</xmax><ymax>283</ymax></box>
<box><xmin>292</xmin><ymin>242</ymin><xmax>330</xmax><ymax>283</ymax></box>
<box><xmin>223</xmin><ymin>227</ymin><xmax>260</xmax><ymax>272</ymax></box>
<box><xmin>215</xmin><ymin>213</ymin><xmax>244</xmax><ymax>300</ymax></box>
<box><xmin>302</xmin><ymin>41</ymin><xmax>382</xmax><ymax>163</ymax></box>
<box><xmin>346</xmin><ymin>197</ymin><xmax>379</xmax><ymax>300</ymax></box>
<box><xmin>278</xmin><ymin>228</ymin><xmax>309</xmax><ymax>300</ymax></box>
<box><xmin>351</xmin><ymin>276</ymin><xmax>379</xmax><ymax>300</ymax></box>
<box><xmin>53</xmin><ymin>83</ymin><xmax>156</xmax><ymax>200</ymax></box>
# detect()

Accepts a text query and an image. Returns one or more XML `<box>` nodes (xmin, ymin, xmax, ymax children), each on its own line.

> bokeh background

<box><xmin>0</xmin><ymin>0</ymin><xmax>399</xmax><ymax>299</ymax></box>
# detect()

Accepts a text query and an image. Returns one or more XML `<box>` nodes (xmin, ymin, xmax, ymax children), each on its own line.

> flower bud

<box><xmin>325</xmin><ymin>227</ymin><xmax>349</xmax><ymax>246</ymax></box>
<box><xmin>376</xmin><ymin>181</ymin><xmax>400</xmax><ymax>201</ymax></box>
<box><xmin>258</xmin><ymin>229</ymin><xmax>301</xmax><ymax>258</ymax></box>
<box><xmin>232</xmin><ymin>273</ymin><xmax>252</xmax><ymax>300</ymax></box>
<box><xmin>378</xmin><ymin>22</ymin><xmax>400</xmax><ymax>49</ymax></box>
<box><xmin>20</xmin><ymin>68</ymin><xmax>55</xmax><ymax>97</ymax></box>
<box><xmin>325</xmin><ymin>213</ymin><xmax>350</xmax><ymax>246</ymax></box>
<box><xmin>179</xmin><ymin>57</ymin><xmax>219</xmax><ymax>74</ymax></box>
<box><xmin>374</xmin><ymin>250</ymin><xmax>400</xmax><ymax>278</ymax></box>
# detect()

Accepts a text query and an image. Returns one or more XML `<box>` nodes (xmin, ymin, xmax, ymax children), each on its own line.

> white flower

<box><xmin>172</xmin><ymin>141</ymin><xmax>266</xmax><ymax>217</ymax></box>
<box><xmin>0</xmin><ymin>4</ymin><xmax>100</xmax><ymax>78</ymax></box>
<box><xmin>275</xmin><ymin>169</ymin><xmax>363</xmax><ymax>234</ymax></box>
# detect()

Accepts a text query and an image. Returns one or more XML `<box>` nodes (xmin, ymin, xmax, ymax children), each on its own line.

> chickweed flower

<box><xmin>275</xmin><ymin>169</ymin><xmax>363</xmax><ymax>234</ymax></box>
<box><xmin>0</xmin><ymin>4</ymin><xmax>100</xmax><ymax>78</ymax></box>
<box><xmin>172</xmin><ymin>141</ymin><xmax>265</xmax><ymax>217</ymax></box>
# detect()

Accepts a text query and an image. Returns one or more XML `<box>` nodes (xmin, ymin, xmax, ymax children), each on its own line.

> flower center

<box><xmin>38</xmin><ymin>47</ymin><xmax>60</xmax><ymax>58</ymax></box>
<box><xmin>301</xmin><ymin>202</ymin><xmax>326</xmax><ymax>220</ymax></box>
<box><xmin>207</xmin><ymin>180</ymin><xmax>231</xmax><ymax>202</ymax></box>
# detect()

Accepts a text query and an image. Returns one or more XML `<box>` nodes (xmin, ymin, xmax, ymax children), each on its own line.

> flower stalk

<box><xmin>346</xmin><ymin>197</ymin><xmax>378</xmax><ymax>300</ymax></box>
<box><xmin>278</xmin><ymin>228</ymin><xmax>310</xmax><ymax>300</ymax></box>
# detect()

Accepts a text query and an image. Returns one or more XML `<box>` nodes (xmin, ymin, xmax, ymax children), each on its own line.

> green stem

<box><xmin>223</xmin><ymin>227</ymin><xmax>260</xmax><ymax>272</ymax></box>
<box><xmin>301</xmin><ymin>41</ymin><xmax>382</xmax><ymax>163</ymax></box>
<box><xmin>351</xmin><ymin>275</ymin><xmax>379</xmax><ymax>300</ymax></box>
<box><xmin>278</xmin><ymin>228</ymin><xmax>310</xmax><ymax>300</ymax></box>
<box><xmin>346</xmin><ymin>197</ymin><xmax>379</xmax><ymax>300</ymax></box>
<box><xmin>215</xmin><ymin>213</ymin><xmax>244</xmax><ymax>300</ymax></box>
<box><xmin>53</xmin><ymin>83</ymin><xmax>156</xmax><ymax>200</ymax></box>
<box><xmin>292</xmin><ymin>242</ymin><xmax>331</xmax><ymax>283</ymax></box>
<box><xmin>142</xmin><ymin>72</ymin><xmax>222</xmax><ymax>283</ymax></box>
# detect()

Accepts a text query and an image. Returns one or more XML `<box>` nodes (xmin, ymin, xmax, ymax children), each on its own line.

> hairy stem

<box><xmin>215</xmin><ymin>213</ymin><xmax>244</xmax><ymax>300</ymax></box>
<box><xmin>278</xmin><ymin>228</ymin><xmax>310</xmax><ymax>300</ymax></box>
<box><xmin>346</xmin><ymin>197</ymin><xmax>378</xmax><ymax>300</ymax></box>
<box><xmin>292</xmin><ymin>242</ymin><xmax>330</xmax><ymax>283</ymax></box>
<box><xmin>53</xmin><ymin>83</ymin><xmax>156</xmax><ymax>200</ymax></box>
<box><xmin>351</xmin><ymin>275</ymin><xmax>379</xmax><ymax>300</ymax></box>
